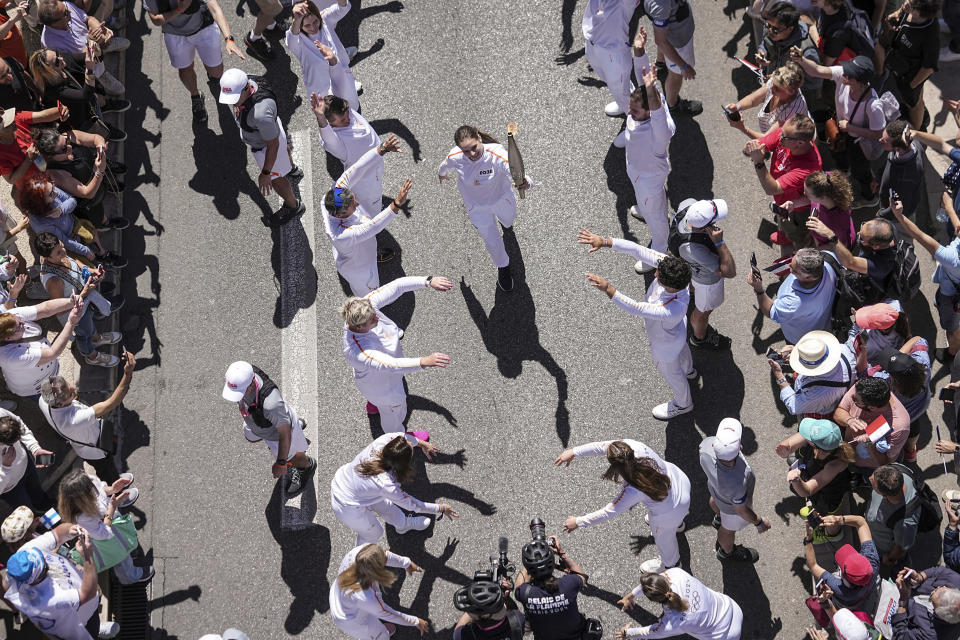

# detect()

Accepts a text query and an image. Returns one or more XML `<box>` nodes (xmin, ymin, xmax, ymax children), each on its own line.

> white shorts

<box><xmin>247</xmin><ymin>414</ymin><xmax>308</xmax><ymax>459</ymax></box>
<box><xmin>692</xmin><ymin>280</ymin><xmax>725</xmax><ymax>312</ymax></box>
<box><xmin>719</xmin><ymin>510</ymin><xmax>751</xmax><ymax>532</ymax></box>
<box><xmin>664</xmin><ymin>39</ymin><xmax>696</xmax><ymax>74</ymax></box>
<box><xmin>252</xmin><ymin>123</ymin><xmax>293</xmax><ymax>178</ymax></box>
<box><xmin>164</xmin><ymin>23</ymin><xmax>223</xmax><ymax>70</ymax></box>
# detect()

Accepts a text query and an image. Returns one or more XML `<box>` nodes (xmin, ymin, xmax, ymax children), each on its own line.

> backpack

<box><xmin>667</xmin><ymin>206</ymin><xmax>717</xmax><ymax>258</ymax></box>
<box><xmin>246</xmin><ymin>366</ymin><xmax>279</xmax><ymax>429</ymax></box>
<box><xmin>238</xmin><ymin>76</ymin><xmax>279</xmax><ymax>134</ymax></box>
<box><xmin>842</xmin><ymin>1</ymin><xmax>877</xmax><ymax>61</ymax></box>
<box><xmin>887</xmin><ymin>238</ymin><xmax>921</xmax><ymax>302</ymax></box>
<box><xmin>883</xmin><ymin>462</ymin><xmax>943</xmax><ymax>533</ymax></box>
<box><xmin>821</xmin><ymin>251</ymin><xmax>873</xmax><ymax>341</ymax></box>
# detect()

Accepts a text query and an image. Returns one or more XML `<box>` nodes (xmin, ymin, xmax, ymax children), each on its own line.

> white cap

<box><xmin>832</xmin><ymin>608</ymin><xmax>870</xmax><ymax>640</ymax></box>
<box><xmin>0</xmin><ymin>108</ymin><xmax>15</xmax><ymax>128</ymax></box>
<box><xmin>218</xmin><ymin>68</ymin><xmax>248</xmax><ymax>105</ymax></box>
<box><xmin>222</xmin><ymin>630</ymin><xmax>250</xmax><ymax>640</ymax></box>
<box><xmin>222</xmin><ymin>361</ymin><xmax>254</xmax><ymax>402</ymax></box>
<box><xmin>684</xmin><ymin>199</ymin><xmax>728</xmax><ymax>229</ymax></box>
<box><xmin>713</xmin><ymin>418</ymin><xmax>743</xmax><ymax>460</ymax></box>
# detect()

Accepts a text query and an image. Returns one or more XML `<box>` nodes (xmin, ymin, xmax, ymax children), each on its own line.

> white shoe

<box><xmin>643</xmin><ymin>513</ymin><xmax>686</xmax><ymax>532</ymax></box>
<box><xmin>98</xmin><ymin>71</ymin><xmax>125</xmax><ymax>96</ymax></box>
<box><xmin>85</xmin><ymin>351</ymin><xmax>121</xmax><ymax>368</ymax></box>
<box><xmin>92</xmin><ymin>331</ymin><xmax>122</xmax><ymax>347</ymax></box>
<box><xmin>99</xmin><ymin>621</ymin><xmax>120</xmax><ymax>639</ymax></box>
<box><xmin>345</xmin><ymin>45</ymin><xmax>358</xmax><ymax>60</ymax></box>
<box><xmin>354</xmin><ymin>78</ymin><xmax>363</xmax><ymax>93</ymax></box>
<box><xmin>635</xmin><ymin>259</ymin><xmax>655</xmax><ymax>274</ymax></box>
<box><xmin>639</xmin><ymin>558</ymin><xmax>666</xmax><ymax>574</ymax></box>
<box><xmin>613</xmin><ymin>130</ymin><xmax>627</xmax><ymax>148</ymax></box>
<box><xmin>943</xmin><ymin>489</ymin><xmax>960</xmax><ymax>503</ymax></box>
<box><xmin>941</xmin><ymin>46</ymin><xmax>960</xmax><ymax>63</ymax></box>
<box><xmin>605</xmin><ymin>100</ymin><xmax>624</xmax><ymax>117</ymax></box>
<box><xmin>117</xmin><ymin>487</ymin><xmax>139</xmax><ymax>508</ymax></box>
<box><xmin>102</xmin><ymin>36</ymin><xmax>130</xmax><ymax>53</ymax></box>
<box><xmin>394</xmin><ymin>515</ymin><xmax>430</xmax><ymax>533</ymax></box>
<box><xmin>652</xmin><ymin>401</ymin><xmax>693</xmax><ymax>421</ymax></box>
<box><xmin>629</xmin><ymin>205</ymin><xmax>645</xmax><ymax>223</ymax></box>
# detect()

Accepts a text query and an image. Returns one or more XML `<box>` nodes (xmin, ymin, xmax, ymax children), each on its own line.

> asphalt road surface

<box><xmin>114</xmin><ymin>1</ymin><xmax>958</xmax><ymax>638</ymax></box>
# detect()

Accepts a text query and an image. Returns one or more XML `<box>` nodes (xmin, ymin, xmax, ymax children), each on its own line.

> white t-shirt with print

<box><xmin>830</xmin><ymin>67</ymin><xmax>885</xmax><ymax>137</ymax></box>
<box><xmin>4</xmin><ymin>531</ymin><xmax>99</xmax><ymax>640</ymax></box>
<box><xmin>0</xmin><ymin>306</ymin><xmax>59</xmax><ymax>396</ymax></box>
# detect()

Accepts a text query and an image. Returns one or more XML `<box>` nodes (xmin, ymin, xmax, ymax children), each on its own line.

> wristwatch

<box><xmin>225</xmin><ymin>35</ymin><xmax>235</xmax><ymax>42</ymax></box>
<box><xmin>754</xmin><ymin>162</ymin><xmax>765</xmax><ymax>170</ymax></box>
<box><xmin>426</xmin><ymin>276</ymin><xmax>434</xmax><ymax>284</ymax></box>
<box><xmin>261</xmin><ymin>169</ymin><xmax>271</xmax><ymax>176</ymax></box>
<box><xmin>275</xmin><ymin>457</ymin><xmax>287</xmax><ymax>465</ymax></box>
<box><xmin>825</xmin><ymin>235</ymin><xmax>838</xmax><ymax>244</ymax></box>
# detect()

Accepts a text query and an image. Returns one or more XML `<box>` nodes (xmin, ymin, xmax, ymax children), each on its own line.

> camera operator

<box><xmin>514</xmin><ymin>531</ymin><xmax>599</xmax><ymax>640</ymax></box>
<box><xmin>453</xmin><ymin>579</ymin><xmax>524</xmax><ymax>640</ymax></box>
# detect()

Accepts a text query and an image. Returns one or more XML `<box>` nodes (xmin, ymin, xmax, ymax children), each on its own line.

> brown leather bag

<box><xmin>825</xmin><ymin>118</ymin><xmax>846</xmax><ymax>152</ymax></box>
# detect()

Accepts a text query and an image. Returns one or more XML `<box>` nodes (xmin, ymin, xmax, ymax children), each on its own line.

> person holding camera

<box><xmin>769</xmin><ymin>330</ymin><xmax>854</xmax><ymax>417</ymax></box>
<box><xmin>944</xmin><ymin>494</ymin><xmax>960</xmax><ymax>573</ymax></box>
<box><xmin>454</xmin><ymin>579</ymin><xmax>524</xmax><ymax>640</ymax></box>
<box><xmin>514</xmin><ymin>534</ymin><xmax>594</xmax><ymax>640</ymax></box>
<box><xmin>557</xmin><ymin>439</ymin><xmax>690</xmax><ymax>574</ymax></box>
<box><xmin>330</xmin><ymin>543</ymin><xmax>429</xmax><ymax>640</ymax></box>
<box><xmin>330</xmin><ymin>432</ymin><xmax>458</xmax><ymax>546</ymax></box>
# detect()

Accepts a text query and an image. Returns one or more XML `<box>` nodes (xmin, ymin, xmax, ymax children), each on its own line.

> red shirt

<box><xmin>759</xmin><ymin>127</ymin><xmax>822</xmax><ymax>210</ymax></box>
<box><xmin>0</xmin><ymin>111</ymin><xmax>37</xmax><ymax>182</ymax></box>
<box><xmin>0</xmin><ymin>2</ymin><xmax>26</xmax><ymax>67</ymax></box>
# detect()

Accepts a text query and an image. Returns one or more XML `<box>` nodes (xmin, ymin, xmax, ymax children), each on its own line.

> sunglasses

<box><xmin>766</xmin><ymin>22</ymin><xmax>787</xmax><ymax>34</ymax></box>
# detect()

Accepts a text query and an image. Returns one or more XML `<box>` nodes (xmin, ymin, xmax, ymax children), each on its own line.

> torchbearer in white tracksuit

<box><xmin>578</xmin><ymin>230</ymin><xmax>696</xmax><ymax>420</ymax></box>
<box><xmin>341</xmin><ymin>276</ymin><xmax>453</xmax><ymax>431</ymax></box>
<box><xmin>286</xmin><ymin>2</ymin><xmax>347</xmax><ymax>103</ymax></box>
<box><xmin>311</xmin><ymin>92</ymin><xmax>382</xmax><ymax>217</ymax></box>
<box><xmin>624</xmin><ymin>28</ymin><xmax>675</xmax><ymax>256</ymax></box>
<box><xmin>582</xmin><ymin>0</ymin><xmax>639</xmax><ymax>122</ymax></box>
<box><xmin>330</xmin><ymin>544</ymin><xmax>430</xmax><ymax>640</ymax></box>
<box><xmin>330</xmin><ymin>433</ymin><xmax>459</xmax><ymax>545</ymax></box>
<box><xmin>301</xmin><ymin>0</ymin><xmax>361</xmax><ymax>110</ymax></box>
<box><xmin>557</xmin><ymin>439</ymin><xmax>691</xmax><ymax>574</ymax></box>
<box><xmin>322</xmin><ymin>135</ymin><xmax>407</xmax><ymax>296</ymax></box>
<box><xmin>438</xmin><ymin>125</ymin><xmax>532</xmax><ymax>293</ymax></box>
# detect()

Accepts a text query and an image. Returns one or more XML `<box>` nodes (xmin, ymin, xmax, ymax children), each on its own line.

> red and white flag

<box><xmin>764</xmin><ymin>254</ymin><xmax>794</xmax><ymax>278</ymax></box>
<box><xmin>866</xmin><ymin>416</ymin><xmax>892</xmax><ymax>443</ymax></box>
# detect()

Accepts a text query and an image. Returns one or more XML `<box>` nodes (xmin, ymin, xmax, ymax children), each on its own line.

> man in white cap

<box><xmin>218</xmin><ymin>68</ymin><xmax>304</xmax><ymax>225</ymax></box>
<box><xmin>199</xmin><ymin>629</ymin><xmax>250</xmax><ymax>640</ymax></box>
<box><xmin>698</xmin><ymin>417</ymin><xmax>770</xmax><ymax>564</ymax></box>
<box><xmin>667</xmin><ymin>197</ymin><xmax>737</xmax><ymax>350</ymax></box>
<box><xmin>222</xmin><ymin>361</ymin><xmax>316</xmax><ymax>497</ymax></box>
<box><xmin>769</xmin><ymin>330</ymin><xmax>855</xmax><ymax>418</ymax></box>
<box><xmin>806</xmin><ymin>607</ymin><xmax>872</xmax><ymax>640</ymax></box>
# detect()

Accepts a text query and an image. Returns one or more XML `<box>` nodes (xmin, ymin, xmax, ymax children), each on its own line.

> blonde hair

<box><xmin>0</xmin><ymin>313</ymin><xmax>18</xmax><ymax>340</ymax></box>
<box><xmin>771</xmin><ymin>61</ymin><xmax>804</xmax><ymax>91</ymax></box>
<box><xmin>805</xmin><ymin>171</ymin><xmax>854</xmax><ymax>210</ymax></box>
<box><xmin>28</xmin><ymin>48</ymin><xmax>63</xmax><ymax>94</ymax></box>
<box><xmin>337</xmin><ymin>544</ymin><xmax>397</xmax><ymax>594</ymax></box>
<box><xmin>340</xmin><ymin>297</ymin><xmax>376</xmax><ymax>329</ymax></box>
<box><xmin>57</xmin><ymin>470</ymin><xmax>102</xmax><ymax>524</ymax></box>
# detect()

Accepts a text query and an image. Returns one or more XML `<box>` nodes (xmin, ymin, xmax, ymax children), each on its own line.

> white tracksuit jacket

<box><xmin>582</xmin><ymin>0</ymin><xmax>639</xmax><ymax>113</ymax></box>
<box><xmin>285</xmin><ymin>28</ymin><xmax>346</xmax><ymax>102</ymax></box>
<box><xmin>318</xmin><ymin>109</ymin><xmax>382</xmax><ymax>215</ymax></box>
<box><xmin>316</xmin><ymin>1</ymin><xmax>360</xmax><ymax>110</ymax></box>
<box><xmin>329</xmin><ymin>544</ymin><xmax>419</xmax><ymax>638</ymax></box>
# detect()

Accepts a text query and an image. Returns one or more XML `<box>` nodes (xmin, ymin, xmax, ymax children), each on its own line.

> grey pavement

<box><xmin>114</xmin><ymin>1</ymin><xmax>960</xmax><ymax>639</ymax></box>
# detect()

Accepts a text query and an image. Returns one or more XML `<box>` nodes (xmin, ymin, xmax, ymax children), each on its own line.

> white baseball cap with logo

<box><xmin>684</xmin><ymin>199</ymin><xmax>729</xmax><ymax>229</ymax></box>
<box><xmin>218</xmin><ymin>68</ymin><xmax>249</xmax><ymax>105</ymax></box>
<box><xmin>713</xmin><ymin>417</ymin><xmax>743</xmax><ymax>460</ymax></box>
<box><xmin>832</xmin><ymin>608</ymin><xmax>870</xmax><ymax>640</ymax></box>
<box><xmin>222</xmin><ymin>361</ymin><xmax>255</xmax><ymax>402</ymax></box>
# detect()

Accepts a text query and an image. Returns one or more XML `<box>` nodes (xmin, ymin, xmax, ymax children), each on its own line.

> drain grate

<box><xmin>112</xmin><ymin>575</ymin><xmax>150</xmax><ymax>640</ymax></box>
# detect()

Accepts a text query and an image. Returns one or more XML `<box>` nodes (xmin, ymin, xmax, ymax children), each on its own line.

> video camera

<box><xmin>454</xmin><ymin>537</ymin><xmax>516</xmax><ymax>615</ymax></box>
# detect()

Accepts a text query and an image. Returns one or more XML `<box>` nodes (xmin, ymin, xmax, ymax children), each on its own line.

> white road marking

<box><xmin>280</xmin><ymin>129</ymin><xmax>321</xmax><ymax>530</ymax></box>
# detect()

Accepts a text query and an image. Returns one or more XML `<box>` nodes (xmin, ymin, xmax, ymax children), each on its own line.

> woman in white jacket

<box><xmin>331</xmin><ymin>433</ymin><xmax>458</xmax><ymax>545</ymax></box>
<box><xmin>330</xmin><ymin>543</ymin><xmax>429</xmax><ymax>639</ymax></box>
<box><xmin>341</xmin><ymin>275</ymin><xmax>453</xmax><ymax>431</ymax></box>
<box><xmin>557</xmin><ymin>439</ymin><xmax>690</xmax><ymax>574</ymax></box>
<box><xmin>438</xmin><ymin>125</ymin><xmax>532</xmax><ymax>293</ymax></box>
<box><xmin>286</xmin><ymin>0</ymin><xmax>360</xmax><ymax>109</ymax></box>
<box><xmin>616</xmin><ymin>568</ymin><xmax>743</xmax><ymax>640</ymax></box>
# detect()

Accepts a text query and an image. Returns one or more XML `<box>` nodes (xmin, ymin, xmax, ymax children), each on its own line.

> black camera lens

<box><xmin>529</xmin><ymin>517</ymin><xmax>546</xmax><ymax>542</ymax></box>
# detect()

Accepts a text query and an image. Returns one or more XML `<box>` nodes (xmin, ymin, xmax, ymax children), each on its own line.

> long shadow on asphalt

<box><xmin>721</xmin><ymin>561</ymin><xmax>783</xmax><ymax>639</ymax></box>
<box><xmin>264</xmin><ymin>479</ymin><xmax>332</xmax><ymax>634</ymax></box>
<box><xmin>270</xmin><ymin>193</ymin><xmax>319</xmax><ymax>328</ymax></box>
<box><xmin>118</xmin><ymin>218</ymin><xmax>162</xmax><ymax>370</ymax></box>
<box><xmin>458</xmin><ymin>227</ymin><xmax>571</xmax><ymax>446</ymax></box>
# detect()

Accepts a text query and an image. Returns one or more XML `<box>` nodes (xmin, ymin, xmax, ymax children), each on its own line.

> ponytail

<box><xmin>640</xmin><ymin>573</ymin><xmax>688</xmax><ymax>613</ymax></box>
<box><xmin>355</xmin><ymin>436</ymin><xmax>415</xmax><ymax>482</ymax></box>
<box><xmin>602</xmin><ymin>441</ymin><xmax>670</xmax><ymax>502</ymax></box>
<box><xmin>454</xmin><ymin>124</ymin><xmax>499</xmax><ymax>146</ymax></box>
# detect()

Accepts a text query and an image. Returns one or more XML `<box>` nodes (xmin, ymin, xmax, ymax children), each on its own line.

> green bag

<box><xmin>69</xmin><ymin>513</ymin><xmax>139</xmax><ymax>572</ymax></box>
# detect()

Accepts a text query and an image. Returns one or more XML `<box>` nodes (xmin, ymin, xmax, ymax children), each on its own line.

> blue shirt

<box><xmin>779</xmin><ymin>344</ymin><xmax>855</xmax><ymax>415</ymax></box>
<box><xmin>933</xmin><ymin>237</ymin><xmax>960</xmax><ymax>296</ymax></box>
<box><xmin>769</xmin><ymin>257</ymin><xmax>838</xmax><ymax>344</ymax></box>
<box><xmin>821</xmin><ymin>540</ymin><xmax>881</xmax><ymax>608</ymax></box>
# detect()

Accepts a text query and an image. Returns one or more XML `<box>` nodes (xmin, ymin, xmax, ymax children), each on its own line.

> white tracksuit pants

<box><xmin>334</xmin><ymin>616</ymin><xmax>392</xmax><ymax>640</ymax></box>
<box><xmin>332</xmin><ymin>497</ymin><xmax>408</xmax><ymax>546</ymax></box>
<box><xmin>468</xmin><ymin>201</ymin><xmax>517</xmax><ymax>268</ymax></box>
<box><xmin>357</xmin><ymin>378</ymin><xmax>407</xmax><ymax>432</ymax></box>
<box><xmin>585</xmin><ymin>40</ymin><xmax>633</xmax><ymax>115</ymax></box>
<box><xmin>333</xmin><ymin>64</ymin><xmax>361</xmax><ymax>112</ymax></box>
<box><xmin>342</xmin><ymin>263</ymin><xmax>380</xmax><ymax>298</ymax></box>
<box><xmin>648</xmin><ymin>476</ymin><xmax>691</xmax><ymax>567</ymax></box>
<box><xmin>632</xmin><ymin>178</ymin><xmax>670</xmax><ymax>254</ymax></box>
<box><xmin>650</xmin><ymin>337</ymin><xmax>694</xmax><ymax>409</ymax></box>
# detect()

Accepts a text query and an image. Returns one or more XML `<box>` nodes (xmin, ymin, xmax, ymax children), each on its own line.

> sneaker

<box><xmin>712</xmin><ymin>513</ymin><xmax>721</xmax><ymax>529</ymax></box>
<box><xmin>669</xmin><ymin>98</ymin><xmax>703</xmax><ymax>117</ymax></box>
<box><xmin>354</xmin><ymin>78</ymin><xmax>363</xmax><ymax>95</ymax></box>
<box><xmin>936</xmin><ymin>347</ymin><xmax>957</xmax><ymax>364</ymax></box>
<box><xmin>100</xmin><ymin>99</ymin><xmax>131</xmax><ymax>114</ymax></box>
<box><xmin>117</xmin><ymin>472</ymin><xmax>134</xmax><ymax>487</ymax></box>
<box><xmin>99</xmin><ymin>251</ymin><xmax>128</xmax><ymax>269</ymax></box>
<box><xmin>98</xmin><ymin>71</ymin><xmax>125</xmax><ymax>96</ymax></box>
<box><xmin>134</xmin><ymin>565</ymin><xmax>155</xmax><ymax>584</ymax></box>
<box><xmin>942</xmin><ymin>489</ymin><xmax>960</xmax><ymax>504</ymax></box>
<box><xmin>652</xmin><ymin>401</ymin><xmax>693</xmax><ymax>420</ymax></box>
<box><xmin>191</xmin><ymin>94</ymin><xmax>207</xmax><ymax>124</ymax></box>
<box><xmin>689</xmin><ymin>326</ymin><xmax>732</xmax><ymax>350</ymax></box>
<box><xmin>613</xmin><ymin>130</ymin><xmax>627</xmax><ymax>148</ymax></box>
<box><xmin>497</xmin><ymin>265</ymin><xmax>514</xmax><ymax>292</ymax></box>
<box><xmin>345</xmin><ymin>45</ymin><xmax>358</xmax><ymax>60</ymax></box>
<box><xmin>398</xmin><ymin>329</ymin><xmax>405</xmax><ymax>340</ymax></box>
<box><xmin>629</xmin><ymin>205</ymin><xmax>645</xmax><ymax>223</ymax></box>
<box><xmin>287</xmin><ymin>165</ymin><xmax>304</xmax><ymax>180</ymax></box>
<box><xmin>408</xmin><ymin>430</ymin><xmax>430</xmax><ymax>441</ymax></box>
<box><xmin>85</xmin><ymin>351</ymin><xmax>120</xmax><ymax>368</ymax></box>
<box><xmin>284</xmin><ymin>466</ymin><xmax>305</xmax><ymax>496</ymax></box>
<box><xmin>639</xmin><ymin>557</ymin><xmax>666</xmax><ymax>574</ymax></box>
<box><xmin>244</xmin><ymin>33</ymin><xmax>275</xmax><ymax>61</ymax></box>
<box><xmin>394</xmin><ymin>515</ymin><xmax>431</xmax><ymax>533</ymax></box>
<box><xmin>716</xmin><ymin>543</ymin><xmax>759</xmax><ymax>563</ymax></box>
<box><xmin>686</xmin><ymin>368</ymin><xmax>698</xmax><ymax>380</ymax></box>
<box><xmin>604</xmin><ymin>100</ymin><xmax>624</xmax><ymax>117</ymax></box>
<box><xmin>264</xmin><ymin>18</ymin><xmax>287</xmax><ymax>34</ymax></box>
<box><xmin>940</xmin><ymin>46</ymin><xmax>960</xmax><ymax>63</ymax></box>
<box><xmin>99</xmin><ymin>621</ymin><xmax>120</xmax><ymax>639</ymax></box>
<box><xmin>769</xmin><ymin>230</ymin><xmax>792</xmax><ymax>246</ymax></box>
<box><xmin>634</xmin><ymin>259</ymin><xmax>655</xmax><ymax>274</ymax></box>
<box><xmin>97</xmin><ymin>216</ymin><xmax>130</xmax><ymax>230</ymax></box>
<box><xmin>365</xmin><ymin>401</ymin><xmax>379</xmax><ymax>414</ymax></box>
<box><xmin>377</xmin><ymin>247</ymin><xmax>396</xmax><ymax>263</ymax></box>
<box><xmin>116</xmin><ymin>487</ymin><xmax>139</xmax><ymax>508</ymax></box>
<box><xmin>274</xmin><ymin>199</ymin><xmax>305</xmax><ymax>223</ymax></box>
<box><xmin>92</xmin><ymin>331</ymin><xmax>122</xmax><ymax>347</ymax></box>
<box><xmin>102</xmin><ymin>36</ymin><xmax>130</xmax><ymax>53</ymax></box>
<box><xmin>0</xmin><ymin>399</ymin><xmax>17</xmax><ymax>411</ymax></box>
<box><xmin>106</xmin><ymin>124</ymin><xmax>127</xmax><ymax>143</ymax></box>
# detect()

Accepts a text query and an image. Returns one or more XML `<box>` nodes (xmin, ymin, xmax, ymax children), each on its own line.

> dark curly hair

<box><xmin>656</xmin><ymin>255</ymin><xmax>692</xmax><ymax>290</ymax></box>
<box><xmin>856</xmin><ymin>376</ymin><xmax>891</xmax><ymax>408</ymax></box>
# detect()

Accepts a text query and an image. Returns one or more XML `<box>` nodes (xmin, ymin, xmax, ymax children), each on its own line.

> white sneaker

<box><xmin>639</xmin><ymin>558</ymin><xmax>666</xmax><ymax>574</ymax></box>
<box><xmin>99</xmin><ymin>621</ymin><xmax>120</xmax><ymax>639</ymax></box>
<box><xmin>354</xmin><ymin>78</ymin><xmax>363</xmax><ymax>94</ymax></box>
<box><xmin>102</xmin><ymin>36</ymin><xmax>130</xmax><ymax>53</ymax></box>
<box><xmin>345</xmin><ymin>45</ymin><xmax>358</xmax><ymax>60</ymax></box>
<box><xmin>943</xmin><ymin>489</ymin><xmax>960</xmax><ymax>503</ymax></box>
<box><xmin>394</xmin><ymin>515</ymin><xmax>430</xmax><ymax>533</ymax></box>
<box><xmin>92</xmin><ymin>331</ymin><xmax>122</xmax><ymax>347</ymax></box>
<box><xmin>613</xmin><ymin>130</ymin><xmax>627</xmax><ymax>148</ymax></box>
<box><xmin>604</xmin><ymin>100</ymin><xmax>624</xmax><ymax>117</ymax></box>
<box><xmin>635</xmin><ymin>259</ymin><xmax>655</xmax><ymax>274</ymax></box>
<box><xmin>643</xmin><ymin>513</ymin><xmax>686</xmax><ymax>532</ymax></box>
<box><xmin>629</xmin><ymin>205</ymin><xmax>645</xmax><ymax>223</ymax></box>
<box><xmin>652</xmin><ymin>401</ymin><xmax>693</xmax><ymax>421</ymax></box>
<box><xmin>117</xmin><ymin>487</ymin><xmax>139</xmax><ymax>508</ymax></box>
<box><xmin>98</xmin><ymin>71</ymin><xmax>125</xmax><ymax>96</ymax></box>
<box><xmin>941</xmin><ymin>46</ymin><xmax>960</xmax><ymax>63</ymax></box>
